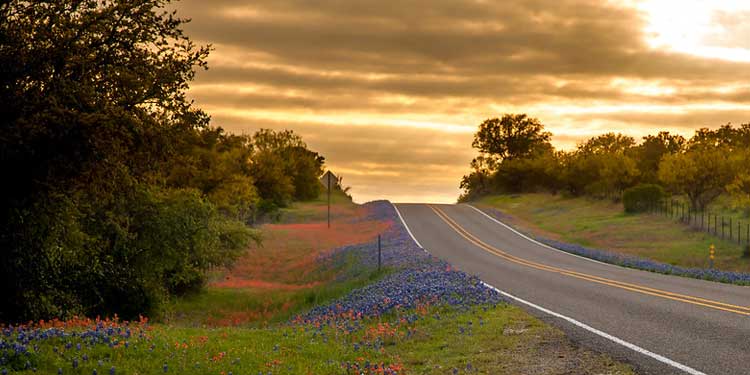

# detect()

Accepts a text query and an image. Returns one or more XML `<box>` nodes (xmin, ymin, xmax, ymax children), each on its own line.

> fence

<box><xmin>646</xmin><ymin>199</ymin><xmax>750</xmax><ymax>248</ymax></box>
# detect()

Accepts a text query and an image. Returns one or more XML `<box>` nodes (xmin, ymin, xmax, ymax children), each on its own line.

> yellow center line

<box><xmin>428</xmin><ymin>205</ymin><xmax>750</xmax><ymax>317</ymax></box>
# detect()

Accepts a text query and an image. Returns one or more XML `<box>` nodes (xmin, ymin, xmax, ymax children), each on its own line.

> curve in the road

<box><xmin>429</xmin><ymin>204</ymin><xmax>750</xmax><ymax>316</ymax></box>
<box><xmin>393</xmin><ymin>203</ymin><xmax>750</xmax><ymax>375</ymax></box>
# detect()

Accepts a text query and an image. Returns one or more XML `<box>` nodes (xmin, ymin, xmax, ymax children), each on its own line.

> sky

<box><xmin>174</xmin><ymin>0</ymin><xmax>750</xmax><ymax>203</ymax></box>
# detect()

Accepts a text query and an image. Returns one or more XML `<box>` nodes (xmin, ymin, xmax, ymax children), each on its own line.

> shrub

<box><xmin>0</xmin><ymin>186</ymin><xmax>260</xmax><ymax>322</ymax></box>
<box><xmin>623</xmin><ymin>184</ymin><xmax>666</xmax><ymax>213</ymax></box>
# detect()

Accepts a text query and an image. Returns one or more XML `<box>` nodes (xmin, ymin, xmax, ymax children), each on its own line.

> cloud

<box><xmin>173</xmin><ymin>0</ymin><xmax>750</xmax><ymax>202</ymax></box>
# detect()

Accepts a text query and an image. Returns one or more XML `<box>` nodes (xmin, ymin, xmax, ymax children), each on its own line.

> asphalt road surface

<box><xmin>395</xmin><ymin>203</ymin><xmax>750</xmax><ymax>375</ymax></box>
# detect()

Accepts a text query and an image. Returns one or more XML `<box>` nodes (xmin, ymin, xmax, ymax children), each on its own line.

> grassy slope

<box><xmin>164</xmin><ymin>189</ymin><xmax>387</xmax><ymax>326</ymax></box>
<box><xmin>477</xmin><ymin>193</ymin><xmax>750</xmax><ymax>272</ymax></box>
<box><xmin>8</xmin><ymin>191</ymin><xmax>635</xmax><ymax>374</ymax></box>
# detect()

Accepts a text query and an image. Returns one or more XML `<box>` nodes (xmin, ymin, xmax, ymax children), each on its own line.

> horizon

<box><xmin>175</xmin><ymin>0</ymin><xmax>750</xmax><ymax>203</ymax></box>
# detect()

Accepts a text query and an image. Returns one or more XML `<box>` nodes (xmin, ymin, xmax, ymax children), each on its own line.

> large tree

<box><xmin>658</xmin><ymin>147</ymin><xmax>733</xmax><ymax>210</ymax></box>
<box><xmin>0</xmin><ymin>0</ymin><xmax>259</xmax><ymax>321</ymax></box>
<box><xmin>635</xmin><ymin>131</ymin><xmax>685</xmax><ymax>183</ymax></box>
<box><xmin>471</xmin><ymin>114</ymin><xmax>552</xmax><ymax>161</ymax></box>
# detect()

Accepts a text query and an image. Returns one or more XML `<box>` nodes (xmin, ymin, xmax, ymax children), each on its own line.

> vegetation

<box><xmin>0</xmin><ymin>0</ymin><xmax>325</xmax><ymax>322</ymax></box>
<box><xmin>460</xmin><ymin>114</ymin><xmax>750</xmax><ymax>218</ymax></box>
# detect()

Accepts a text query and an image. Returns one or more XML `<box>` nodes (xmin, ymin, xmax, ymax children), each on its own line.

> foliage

<box><xmin>658</xmin><ymin>147</ymin><xmax>733</xmax><ymax>210</ymax></box>
<box><xmin>471</xmin><ymin>114</ymin><xmax>552</xmax><ymax>161</ymax></box>
<box><xmin>460</xmin><ymin>112</ymin><xmax>750</xmax><ymax>215</ymax></box>
<box><xmin>0</xmin><ymin>1</ymin><xmax>323</xmax><ymax>321</ymax></box>
<box><xmin>249</xmin><ymin>129</ymin><xmax>325</xmax><ymax>209</ymax></box>
<box><xmin>635</xmin><ymin>131</ymin><xmax>685</xmax><ymax>183</ymax></box>
<box><xmin>622</xmin><ymin>184</ymin><xmax>665</xmax><ymax>213</ymax></box>
<box><xmin>565</xmin><ymin>134</ymin><xmax>639</xmax><ymax>198</ymax></box>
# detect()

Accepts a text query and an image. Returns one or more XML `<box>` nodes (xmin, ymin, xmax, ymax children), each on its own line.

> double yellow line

<box><xmin>428</xmin><ymin>204</ymin><xmax>750</xmax><ymax>317</ymax></box>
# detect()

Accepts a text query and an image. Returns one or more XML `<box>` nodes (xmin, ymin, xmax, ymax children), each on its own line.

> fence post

<box><xmin>701</xmin><ymin>211</ymin><xmax>704</xmax><ymax>231</ymax></box>
<box><xmin>721</xmin><ymin>217</ymin><xmax>725</xmax><ymax>239</ymax></box>
<box><xmin>730</xmin><ymin>217</ymin><xmax>733</xmax><ymax>242</ymax></box>
<box><xmin>377</xmin><ymin>234</ymin><xmax>382</xmax><ymax>272</ymax></box>
<box><xmin>669</xmin><ymin>199</ymin><xmax>674</xmax><ymax>219</ymax></box>
<box><xmin>714</xmin><ymin>215</ymin><xmax>718</xmax><ymax>235</ymax></box>
<box><xmin>738</xmin><ymin>221</ymin><xmax>741</xmax><ymax>245</ymax></box>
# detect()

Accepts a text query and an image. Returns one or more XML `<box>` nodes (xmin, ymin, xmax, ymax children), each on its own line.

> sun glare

<box><xmin>635</xmin><ymin>0</ymin><xmax>750</xmax><ymax>62</ymax></box>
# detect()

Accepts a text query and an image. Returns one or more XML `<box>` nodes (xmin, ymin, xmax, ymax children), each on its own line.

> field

<box><xmin>2</xmin><ymin>191</ymin><xmax>634</xmax><ymax>374</ymax></box>
<box><xmin>476</xmin><ymin>193</ymin><xmax>750</xmax><ymax>272</ymax></box>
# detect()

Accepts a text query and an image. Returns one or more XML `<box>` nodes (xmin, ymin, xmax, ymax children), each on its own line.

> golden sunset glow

<box><xmin>175</xmin><ymin>0</ymin><xmax>750</xmax><ymax>203</ymax></box>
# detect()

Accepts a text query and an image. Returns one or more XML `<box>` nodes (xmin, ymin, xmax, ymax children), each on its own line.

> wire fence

<box><xmin>646</xmin><ymin>199</ymin><xmax>750</xmax><ymax>248</ymax></box>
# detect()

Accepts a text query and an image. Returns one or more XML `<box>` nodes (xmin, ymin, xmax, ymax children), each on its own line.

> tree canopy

<box><xmin>0</xmin><ymin>0</ymin><xmax>327</xmax><ymax>321</ymax></box>
<box><xmin>460</xmin><ymin>114</ymin><xmax>749</xmax><ymax>214</ymax></box>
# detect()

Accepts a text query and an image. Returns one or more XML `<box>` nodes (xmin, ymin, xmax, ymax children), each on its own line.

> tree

<box><xmin>658</xmin><ymin>147</ymin><xmax>733</xmax><ymax>210</ymax></box>
<box><xmin>471</xmin><ymin>114</ymin><xmax>552</xmax><ymax>161</ymax></box>
<box><xmin>250</xmin><ymin>129</ymin><xmax>324</xmax><ymax>207</ymax></box>
<box><xmin>563</xmin><ymin>133</ymin><xmax>639</xmax><ymax>198</ymax></box>
<box><xmin>635</xmin><ymin>131</ymin><xmax>685</xmax><ymax>183</ymax></box>
<box><xmin>0</xmin><ymin>0</ymin><xmax>260</xmax><ymax>321</ymax></box>
<box><xmin>458</xmin><ymin>156</ymin><xmax>498</xmax><ymax>202</ymax></box>
<box><xmin>727</xmin><ymin>149</ymin><xmax>750</xmax><ymax>216</ymax></box>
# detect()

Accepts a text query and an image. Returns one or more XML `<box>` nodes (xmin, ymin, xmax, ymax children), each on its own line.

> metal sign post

<box><xmin>378</xmin><ymin>234</ymin><xmax>382</xmax><ymax>272</ymax></box>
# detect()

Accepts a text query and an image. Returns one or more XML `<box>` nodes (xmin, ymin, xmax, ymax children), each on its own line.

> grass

<box><xmin>477</xmin><ymin>193</ymin><xmax>750</xmax><ymax>272</ymax></box>
<box><xmin>10</xmin><ymin>305</ymin><xmax>633</xmax><ymax>375</ymax></box>
<box><xmin>164</xmin><ymin>191</ymin><xmax>388</xmax><ymax>327</ymax></box>
<box><xmin>163</xmin><ymin>268</ymin><xmax>390</xmax><ymax>327</ymax></box>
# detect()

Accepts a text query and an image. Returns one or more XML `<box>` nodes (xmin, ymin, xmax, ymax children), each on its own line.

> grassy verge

<box><xmin>164</xmin><ymin>190</ymin><xmax>387</xmax><ymax>327</ymax></box>
<box><xmin>8</xmin><ymin>304</ymin><xmax>633</xmax><ymax>375</ymax></box>
<box><xmin>476</xmin><ymin>193</ymin><xmax>750</xmax><ymax>272</ymax></box>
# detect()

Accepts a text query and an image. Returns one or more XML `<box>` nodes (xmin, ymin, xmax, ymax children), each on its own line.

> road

<box><xmin>395</xmin><ymin>203</ymin><xmax>750</xmax><ymax>375</ymax></box>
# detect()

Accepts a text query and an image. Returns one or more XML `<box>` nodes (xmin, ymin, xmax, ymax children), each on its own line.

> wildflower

<box><xmin>163</xmin><ymin>363</ymin><xmax>168</xmax><ymax>372</ymax></box>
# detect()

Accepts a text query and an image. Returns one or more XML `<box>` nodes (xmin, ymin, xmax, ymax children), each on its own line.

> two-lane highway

<box><xmin>395</xmin><ymin>203</ymin><xmax>750</xmax><ymax>375</ymax></box>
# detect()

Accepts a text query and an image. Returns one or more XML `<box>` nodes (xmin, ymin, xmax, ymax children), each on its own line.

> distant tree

<box><xmin>249</xmin><ymin>129</ymin><xmax>324</xmax><ymax>208</ymax></box>
<box><xmin>492</xmin><ymin>151</ymin><xmax>562</xmax><ymax>193</ymax></box>
<box><xmin>658</xmin><ymin>147</ymin><xmax>733</xmax><ymax>210</ymax></box>
<box><xmin>688</xmin><ymin>123</ymin><xmax>750</xmax><ymax>151</ymax></box>
<box><xmin>471</xmin><ymin>114</ymin><xmax>552</xmax><ymax>161</ymax></box>
<box><xmin>577</xmin><ymin>133</ymin><xmax>635</xmax><ymax>155</ymax></box>
<box><xmin>458</xmin><ymin>156</ymin><xmax>498</xmax><ymax>202</ymax></box>
<box><xmin>635</xmin><ymin>131</ymin><xmax>685</xmax><ymax>183</ymax></box>
<box><xmin>564</xmin><ymin>133</ymin><xmax>639</xmax><ymax>198</ymax></box>
<box><xmin>727</xmin><ymin>149</ymin><xmax>750</xmax><ymax>216</ymax></box>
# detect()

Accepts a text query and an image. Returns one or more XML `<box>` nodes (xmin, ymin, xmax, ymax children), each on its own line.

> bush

<box><xmin>623</xmin><ymin>184</ymin><xmax>666</xmax><ymax>213</ymax></box>
<box><xmin>0</xmin><ymin>186</ymin><xmax>260</xmax><ymax>322</ymax></box>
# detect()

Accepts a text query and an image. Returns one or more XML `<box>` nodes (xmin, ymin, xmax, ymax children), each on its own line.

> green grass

<box><xmin>164</xmin><ymin>266</ymin><xmax>391</xmax><ymax>327</ymax></box>
<box><xmin>12</xmin><ymin>304</ymin><xmax>634</xmax><ymax>375</ymax></box>
<box><xmin>477</xmin><ymin>193</ymin><xmax>750</xmax><ymax>272</ymax></box>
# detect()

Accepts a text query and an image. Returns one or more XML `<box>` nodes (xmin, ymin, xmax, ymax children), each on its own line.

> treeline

<box><xmin>0</xmin><ymin>1</ymin><xmax>324</xmax><ymax>321</ymax></box>
<box><xmin>459</xmin><ymin>114</ymin><xmax>750</xmax><ymax>214</ymax></box>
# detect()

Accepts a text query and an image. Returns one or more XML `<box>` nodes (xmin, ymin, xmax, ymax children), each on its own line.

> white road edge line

<box><xmin>465</xmin><ymin>204</ymin><xmax>615</xmax><ymax>267</ymax></box>
<box><xmin>393</xmin><ymin>202</ymin><xmax>705</xmax><ymax>375</ymax></box>
<box><xmin>391</xmin><ymin>203</ymin><xmax>425</xmax><ymax>250</ymax></box>
<box><xmin>481</xmin><ymin>282</ymin><xmax>706</xmax><ymax>375</ymax></box>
